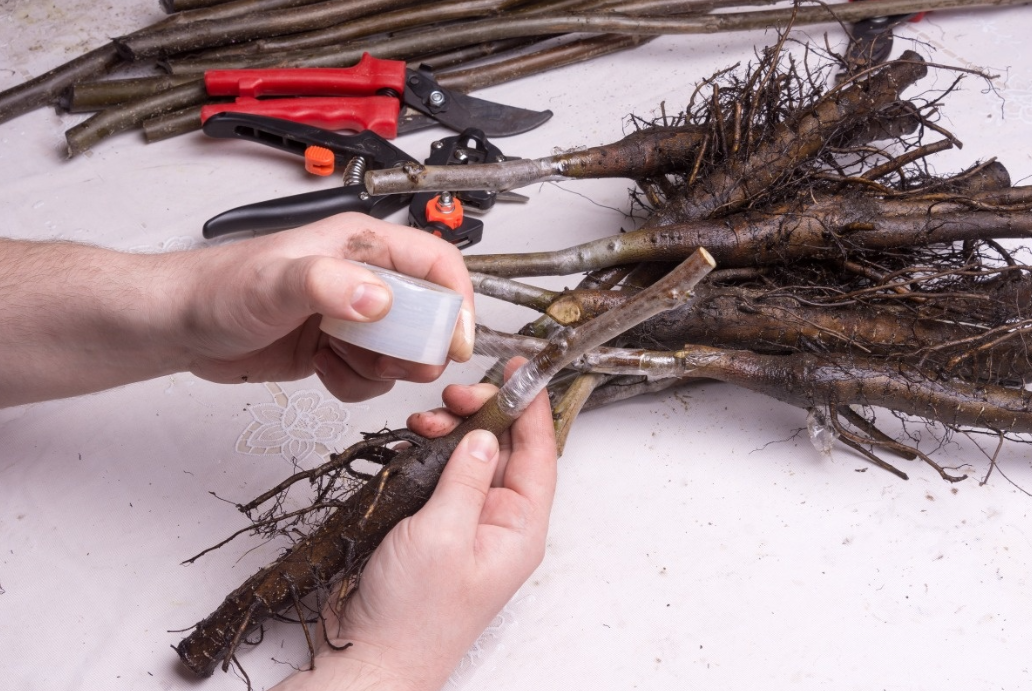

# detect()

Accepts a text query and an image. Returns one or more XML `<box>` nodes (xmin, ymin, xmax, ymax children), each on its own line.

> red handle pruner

<box><xmin>200</xmin><ymin>53</ymin><xmax>407</xmax><ymax>138</ymax></box>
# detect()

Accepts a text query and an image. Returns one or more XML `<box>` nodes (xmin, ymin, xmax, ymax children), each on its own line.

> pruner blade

<box><xmin>399</xmin><ymin>66</ymin><xmax>552</xmax><ymax>137</ymax></box>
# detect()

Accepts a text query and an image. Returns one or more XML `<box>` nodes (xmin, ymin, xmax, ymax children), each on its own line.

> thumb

<box><xmin>280</xmin><ymin>256</ymin><xmax>393</xmax><ymax>323</ymax></box>
<box><xmin>421</xmin><ymin>430</ymin><xmax>500</xmax><ymax>537</ymax></box>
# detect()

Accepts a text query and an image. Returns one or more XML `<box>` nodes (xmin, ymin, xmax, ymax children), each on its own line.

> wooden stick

<box><xmin>163</xmin><ymin>0</ymin><xmax>1032</xmax><ymax>74</ymax></box>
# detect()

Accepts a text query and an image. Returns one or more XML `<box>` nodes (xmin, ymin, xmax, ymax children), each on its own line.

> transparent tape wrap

<box><xmin>496</xmin><ymin>359</ymin><xmax>547</xmax><ymax>419</ymax></box>
<box><xmin>472</xmin><ymin>324</ymin><xmax>552</xmax><ymax>419</ymax></box>
<box><xmin>320</xmin><ymin>261</ymin><xmax>462</xmax><ymax>366</ymax></box>
<box><xmin>806</xmin><ymin>406</ymin><xmax>838</xmax><ymax>459</ymax></box>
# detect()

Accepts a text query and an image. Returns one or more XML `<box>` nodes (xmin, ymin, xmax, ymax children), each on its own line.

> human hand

<box><xmin>271</xmin><ymin>359</ymin><xmax>557</xmax><ymax>691</ymax></box>
<box><xmin>178</xmin><ymin>213</ymin><xmax>475</xmax><ymax>401</ymax></box>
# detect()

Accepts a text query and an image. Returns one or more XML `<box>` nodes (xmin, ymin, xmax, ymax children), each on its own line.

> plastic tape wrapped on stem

<box><xmin>495</xmin><ymin>359</ymin><xmax>547</xmax><ymax>419</ymax></box>
<box><xmin>469</xmin><ymin>249</ymin><xmax>718</xmax><ymax>417</ymax></box>
<box><xmin>473</xmin><ymin>323</ymin><xmax>550</xmax><ymax>418</ymax></box>
<box><xmin>807</xmin><ymin>407</ymin><xmax>838</xmax><ymax>459</ymax></box>
<box><xmin>472</xmin><ymin>321</ymin><xmax>567</xmax><ymax>418</ymax></box>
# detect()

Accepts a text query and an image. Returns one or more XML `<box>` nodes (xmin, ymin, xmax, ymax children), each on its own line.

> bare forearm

<box><xmin>0</xmin><ymin>238</ymin><xmax>189</xmax><ymax>407</ymax></box>
<box><xmin>1</xmin><ymin>215</ymin><xmax>475</xmax><ymax>408</ymax></box>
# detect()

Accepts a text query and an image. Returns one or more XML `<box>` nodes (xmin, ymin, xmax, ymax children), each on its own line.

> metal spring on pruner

<box><xmin>342</xmin><ymin>156</ymin><xmax>368</xmax><ymax>186</ymax></box>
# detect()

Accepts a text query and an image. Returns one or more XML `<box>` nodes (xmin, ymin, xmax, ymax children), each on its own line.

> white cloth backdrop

<box><xmin>2</xmin><ymin>3</ymin><xmax>1031</xmax><ymax>690</ymax></box>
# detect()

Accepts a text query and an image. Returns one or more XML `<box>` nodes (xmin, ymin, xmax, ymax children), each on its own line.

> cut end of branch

<box><xmin>546</xmin><ymin>297</ymin><xmax>582</xmax><ymax>325</ymax></box>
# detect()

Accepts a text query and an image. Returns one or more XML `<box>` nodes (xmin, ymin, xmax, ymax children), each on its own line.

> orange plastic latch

<box><xmin>304</xmin><ymin>146</ymin><xmax>335</xmax><ymax>176</ymax></box>
<box><xmin>425</xmin><ymin>194</ymin><xmax>464</xmax><ymax>230</ymax></box>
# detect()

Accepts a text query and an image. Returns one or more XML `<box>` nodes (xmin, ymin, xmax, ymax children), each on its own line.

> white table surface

<box><xmin>2</xmin><ymin>3</ymin><xmax>1032</xmax><ymax>690</ymax></box>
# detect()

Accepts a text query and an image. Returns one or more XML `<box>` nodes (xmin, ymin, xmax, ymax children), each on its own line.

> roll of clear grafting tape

<box><xmin>320</xmin><ymin>261</ymin><xmax>462</xmax><ymax>366</ymax></box>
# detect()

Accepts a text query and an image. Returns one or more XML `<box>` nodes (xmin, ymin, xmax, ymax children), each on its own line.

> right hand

<box><xmin>272</xmin><ymin>359</ymin><xmax>557</xmax><ymax>691</ymax></box>
<box><xmin>178</xmin><ymin>213</ymin><xmax>476</xmax><ymax>402</ymax></box>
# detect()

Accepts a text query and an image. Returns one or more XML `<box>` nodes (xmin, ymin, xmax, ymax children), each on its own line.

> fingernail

<box><xmin>375</xmin><ymin>358</ymin><xmax>409</xmax><ymax>380</ymax></box>
<box><xmin>313</xmin><ymin>353</ymin><xmax>328</xmax><ymax>378</ymax></box>
<box><xmin>466</xmin><ymin>429</ymin><xmax>498</xmax><ymax>463</ymax></box>
<box><xmin>328</xmin><ymin>338</ymin><xmax>349</xmax><ymax>360</ymax></box>
<box><xmin>350</xmin><ymin>282</ymin><xmax>391</xmax><ymax>320</ymax></box>
<box><xmin>451</xmin><ymin>307</ymin><xmax>475</xmax><ymax>362</ymax></box>
<box><xmin>462</xmin><ymin>308</ymin><xmax>475</xmax><ymax>350</ymax></box>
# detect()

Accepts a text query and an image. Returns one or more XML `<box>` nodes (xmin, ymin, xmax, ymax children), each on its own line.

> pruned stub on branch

<box><xmin>176</xmin><ymin>39</ymin><xmax>1030</xmax><ymax>681</ymax></box>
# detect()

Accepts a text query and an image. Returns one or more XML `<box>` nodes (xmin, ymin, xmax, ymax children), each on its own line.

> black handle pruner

<box><xmin>201</xmin><ymin>112</ymin><xmax>415</xmax><ymax>238</ymax></box>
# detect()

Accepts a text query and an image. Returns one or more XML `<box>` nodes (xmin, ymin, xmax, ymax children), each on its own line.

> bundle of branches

<box><xmin>0</xmin><ymin>0</ymin><xmax>1023</xmax><ymax>156</ymax></box>
<box><xmin>454</xmin><ymin>44</ymin><xmax>1032</xmax><ymax>481</ymax></box>
<box><xmin>172</xmin><ymin>37</ymin><xmax>1030</xmax><ymax>681</ymax></box>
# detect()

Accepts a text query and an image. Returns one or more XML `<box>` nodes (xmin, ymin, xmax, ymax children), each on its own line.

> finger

<box><xmin>280</xmin><ymin>254</ymin><xmax>394</xmax><ymax>323</ymax></box>
<box><xmin>421</xmin><ymin>429</ymin><xmax>500</xmax><ymax>538</ymax></box>
<box><xmin>261</xmin><ymin>213</ymin><xmax>473</xmax><ymax>318</ymax></box>
<box><xmin>498</xmin><ymin>361</ymin><xmax>557</xmax><ymax>512</ymax></box>
<box><xmin>407</xmin><ymin>408</ymin><xmax>462</xmax><ymax>438</ymax></box>
<box><xmin>325</xmin><ymin>339</ymin><xmax>380</xmax><ymax>380</ymax></box>
<box><xmin>448</xmin><ymin>304</ymin><xmax>476</xmax><ymax>364</ymax></box>
<box><xmin>441</xmin><ymin>382</ymin><xmax>499</xmax><ymax>417</ymax></box>
<box><xmin>477</xmin><ymin>386</ymin><xmax>555</xmax><ymax>538</ymax></box>
<box><xmin>313</xmin><ymin>346</ymin><xmax>394</xmax><ymax>402</ymax></box>
<box><xmin>326</xmin><ymin>338</ymin><xmax>447</xmax><ymax>384</ymax></box>
<box><xmin>406</xmin><ymin>382</ymin><xmax>499</xmax><ymax>437</ymax></box>
<box><xmin>339</xmin><ymin>217</ymin><xmax>472</xmax><ymax>305</ymax></box>
<box><xmin>371</xmin><ymin>355</ymin><xmax>446</xmax><ymax>384</ymax></box>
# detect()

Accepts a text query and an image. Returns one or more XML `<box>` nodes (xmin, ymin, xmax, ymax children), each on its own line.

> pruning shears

<box><xmin>844</xmin><ymin>0</ymin><xmax>928</xmax><ymax>72</ymax></box>
<box><xmin>201</xmin><ymin>112</ymin><xmax>515</xmax><ymax>249</ymax></box>
<box><xmin>199</xmin><ymin>52</ymin><xmax>552</xmax><ymax>139</ymax></box>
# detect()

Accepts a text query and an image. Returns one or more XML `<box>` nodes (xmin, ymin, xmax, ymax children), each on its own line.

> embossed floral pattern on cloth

<box><xmin>447</xmin><ymin>596</ymin><xmax>534</xmax><ymax>688</ymax></box>
<box><xmin>237</xmin><ymin>383</ymin><xmax>352</xmax><ymax>465</ymax></box>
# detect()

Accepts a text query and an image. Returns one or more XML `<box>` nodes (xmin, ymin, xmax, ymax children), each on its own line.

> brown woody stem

<box><xmin>163</xmin><ymin>0</ymin><xmax>1030</xmax><ymax>74</ymax></box>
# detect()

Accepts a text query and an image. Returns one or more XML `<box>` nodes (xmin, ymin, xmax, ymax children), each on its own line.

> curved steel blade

<box><xmin>401</xmin><ymin>68</ymin><xmax>552</xmax><ymax>137</ymax></box>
